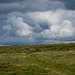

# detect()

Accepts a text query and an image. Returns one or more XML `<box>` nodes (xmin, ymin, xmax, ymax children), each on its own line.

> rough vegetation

<box><xmin>0</xmin><ymin>43</ymin><xmax>75</xmax><ymax>75</ymax></box>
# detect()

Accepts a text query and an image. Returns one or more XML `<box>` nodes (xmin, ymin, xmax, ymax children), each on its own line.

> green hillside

<box><xmin>0</xmin><ymin>43</ymin><xmax>75</xmax><ymax>75</ymax></box>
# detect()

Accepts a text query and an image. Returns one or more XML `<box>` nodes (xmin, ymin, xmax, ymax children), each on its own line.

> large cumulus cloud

<box><xmin>0</xmin><ymin>9</ymin><xmax>75</xmax><ymax>45</ymax></box>
<box><xmin>27</xmin><ymin>10</ymin><xmax>75</xmax><ymax>39</ymax></box>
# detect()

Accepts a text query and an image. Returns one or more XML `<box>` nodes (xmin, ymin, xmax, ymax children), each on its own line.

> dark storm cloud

<box><xmin>0</xmin><ymin>0</ymin><xmax>74</xmax><ymax>14</ymax></box>
<box><xmin>56</xmin><ymin>0</ymin><xmax>75</xmax><ymax>10</ymax></box>
<box><xmin>0</xmin><ymin>2</ymin><xmax>25</xmax><ymax>14</ymax></box>
<box><xmin>0</xmin><ymin>0</ymin><xmax>64</xmax><ymax>14</ymax></box>
<box><xmin>0</xmin><ymin>0</ymin><xmax>23</xmax><ymax>3</ymax></box>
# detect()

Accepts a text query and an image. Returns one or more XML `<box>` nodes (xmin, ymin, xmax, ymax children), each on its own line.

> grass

<box><xmin>0</xmin><ymin>43</ymin><xmax>75</xmax><ymax>75</ymax></box>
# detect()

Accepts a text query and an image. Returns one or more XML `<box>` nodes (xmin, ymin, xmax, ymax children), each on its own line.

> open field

<box><xmin>0</xmin><ymin>43</ymin><xmax>75</xmax><ymax>75</ymax></box>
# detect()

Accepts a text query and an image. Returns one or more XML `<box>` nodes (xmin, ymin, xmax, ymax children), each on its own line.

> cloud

<box><xmin>0</xmin><ymin>0</ymin><xmax>64</xmax><ymax>14</ymax></box>
<box><xmin>0</xmin><ymin>0</ymin><xmax>75</xmax><ymax>15</ymax></box>
<box><xmin>0</xmin><ymin>44</ymin><xmax>6</xmax><ymax>46</ymax></box>
<box><xmin>27</xmin><ymin>10</ymin><xmax>62</xmax><ymax>25</ymax></box>
<box><xmin>41</xmin><ymin>20</ymin><xmax>74</xmax><ymax>39</ymax></box>
<box><xmin>0</xmin><ymin>9</ymin><xmax>75</xmax><ymax>45</ymax></box>
<box><xmin>43</xmin><ymin>39</ymin><xmax>63</xmax><ymax>44</ymax></box>
<box><xmin>6</xmin><ymin>15</ymin><xmax>32</xmax><ymax>37</ymax></box>
<box><xmin>0</xmin><ymin>0</ymin><xmax>23</xmax><ymax>3</ymax></box>
<box><xmin>0</xmin><ymin>0</ymin><xmax>75</xmax><ymax>45</ymax></box>
<box><xmin>0</xmin><ymin>2</ymin><xmax>26</xmax><ymax>14</ymax></box>
<box><xmin>56</xmin><ymin>0</ymin><xmax>75</xmax><ymax>10</ymax></box>
<box><xmin>27</xmin><ymin>9</ymin><xmax>75</xmax><ymax>40</ymax></box>
<box><xmin>3</xmin><ymin>25</ymin><xmax>12</xmax><ymax>31</ymax></box>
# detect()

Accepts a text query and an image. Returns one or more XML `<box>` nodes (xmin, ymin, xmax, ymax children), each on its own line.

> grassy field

<box><xmin>0</xmin><ymin>43</ymin><xmax>75</xmax><ymax>75</ymax></box>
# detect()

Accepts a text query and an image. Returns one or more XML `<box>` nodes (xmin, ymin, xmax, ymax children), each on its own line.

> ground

<box><xmin>0</xmin><ymin>43</ymin><xmax>75</xmax><ymax>75</ymax></box>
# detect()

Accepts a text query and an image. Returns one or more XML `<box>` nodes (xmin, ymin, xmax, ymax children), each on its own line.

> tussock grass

<box><xmin>0</xmin><ymin>43</ymin><xmax>75</xmax><ymax>75</ymax></box>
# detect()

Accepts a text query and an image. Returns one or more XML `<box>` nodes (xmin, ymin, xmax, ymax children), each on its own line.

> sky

<box><xmin>0</xmin><ymin>0</ymin><xmax>75</xmax><ymax>45</ymax></box>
